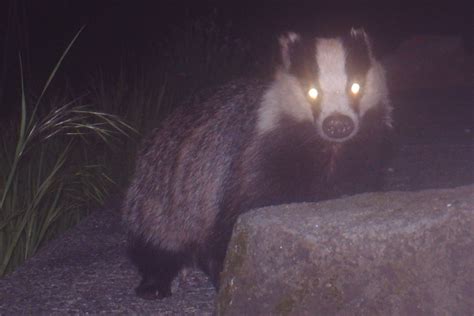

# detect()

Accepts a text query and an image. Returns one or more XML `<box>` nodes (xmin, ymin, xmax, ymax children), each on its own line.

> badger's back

<box><xmin>123</xmin><ymin>80</ymin><xmax>266</xmax><ymax>250</ymax></box>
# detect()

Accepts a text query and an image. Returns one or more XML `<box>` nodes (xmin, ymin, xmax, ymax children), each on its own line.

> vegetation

<box><xmin>0</xmin><ymin>12</ymin><xmax>254</xmax><ymax>276</ymax></box>
<box><xmin>89</xmin><ymin>14</ymin><xmax>255</xmax><ymax>186</ymax></box>
<box><xmin>0</xmin><ymin>28</ymin><xmax>133</xmax><ymax>276</ymax></box>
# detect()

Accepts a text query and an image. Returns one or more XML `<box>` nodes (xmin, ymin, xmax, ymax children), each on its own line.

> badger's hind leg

<box><xmin>128</xmin><ymin>236</ymin><xmax>188</xmax><ymax>300</ymax></box>
<box><xmin>197</xmin><ymin>212</ymin><xmax>239</xmax><ymax>289</ymax></box>
<box><xmin>197</xmin><ymin>242</ymin><xmax>227</xmax><ymax>290</ymax></box>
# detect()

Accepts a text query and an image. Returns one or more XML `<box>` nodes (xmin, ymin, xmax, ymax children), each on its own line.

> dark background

<box><xmin>1</xmin><ymin>3</ymin><xmax>471</xmax><ymax>69</ymax></box>
<box><xmin>0</xmin><ymin>0</ymin><xmax>471</xmax><ymax>117</ymax></box>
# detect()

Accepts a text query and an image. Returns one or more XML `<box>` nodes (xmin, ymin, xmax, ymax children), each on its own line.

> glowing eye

<box><xmin>308</xmin><ymin>87</ymin><xmax>318</xmax><ymax>100</ymax></box>
<box><xmin>351</xmin><ymin>82</ymin><xmax>361</xmax><ymax>95</ymax></box>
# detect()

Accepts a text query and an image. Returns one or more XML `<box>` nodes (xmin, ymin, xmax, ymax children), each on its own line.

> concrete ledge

<box><xmin>0</xmin><ymin>185</ymin><xmax>472</xmax><ymax>314</ymax></box>
<box><xmin>217</xmin><ymin>185</ymin><xmax>474</xmax><ymax>315</ymax></box>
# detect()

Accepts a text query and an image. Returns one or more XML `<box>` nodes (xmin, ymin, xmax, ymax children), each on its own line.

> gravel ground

<box><xmin>0</xmin><ymin>90</ymin><xmax>472</xmax><ymax>314</ymax></box>
<box><xmin>0</xmin><ymin>207</ymin><xmax>216</xmax><ymax>315</ymax></box>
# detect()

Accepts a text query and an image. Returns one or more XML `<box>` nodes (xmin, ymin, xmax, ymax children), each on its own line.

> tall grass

<box><xmin>0</xmin><ymin>28</ymin><xmax>134</xmax><ymax>276</ymax></box>
<box><xmin>90</xmin><ymin>14</ymin><xmax>255</xmax><ymax>187</ymax></box>
<box><xmin>1</xmin><ymin>11</ymin><xmax>258</xmax><ymax>276</ymax></box>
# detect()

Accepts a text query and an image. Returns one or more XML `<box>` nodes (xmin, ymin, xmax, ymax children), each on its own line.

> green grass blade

<box><xmin>29</xmin><ymin>25</ymin><xmax>86</xmax><ymax>131</ymax></box>
<box><xmin>0</xmin><ymin>56</ymin><xmax>28</xmax><ymax>208</ymax></box>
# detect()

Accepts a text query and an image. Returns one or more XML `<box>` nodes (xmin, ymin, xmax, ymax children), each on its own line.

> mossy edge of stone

<box><xmin>216</xmin><ymin>228</ymin><xmax>249</xmax><ymax>315</ymax></box>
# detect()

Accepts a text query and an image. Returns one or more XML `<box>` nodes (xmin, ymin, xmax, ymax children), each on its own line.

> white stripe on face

<box><xmin>316</xmin><ymin>39</ymin><xmax>347</xmax><ymax>94</ymax></box>
<box><xmin>315</xmin><ymin>38</ymin><xmax>358</xmax><ymax>141</ymax></box>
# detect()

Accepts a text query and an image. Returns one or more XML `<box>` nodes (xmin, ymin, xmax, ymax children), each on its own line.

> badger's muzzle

<box><xmin>322</xmin><ymin>113</ymin><xmax>355</xmax><ymax>141</ymax></box>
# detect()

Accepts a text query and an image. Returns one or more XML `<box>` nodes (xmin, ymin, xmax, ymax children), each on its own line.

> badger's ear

<box><xmin>278</xmin><ymin>32</ymin><xmax>301</xmax><ymax>71</ymax></box>
<box><xmin>349</xmin><ymin>27</ymin><xmax>372</xmax><ymax>52</ymax></box>
<box><xmin>350</xmin><ymin>27</ymin><xmax>368</xmax><ymax>40</ymax></box>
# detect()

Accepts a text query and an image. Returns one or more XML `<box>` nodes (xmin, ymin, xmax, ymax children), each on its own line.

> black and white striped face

<box><xmin>258</xmin><ymin>28</ymin><xmax>390</xmax><ymax>142</ymax></box>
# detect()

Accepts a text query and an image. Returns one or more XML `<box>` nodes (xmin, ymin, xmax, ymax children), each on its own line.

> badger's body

<box><xmin>123</xmin><ymin>28</ymin><xmax>392</xmax><ymax>299</ymax></box>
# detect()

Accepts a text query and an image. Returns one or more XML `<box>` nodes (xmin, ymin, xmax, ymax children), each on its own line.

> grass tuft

<box><xmin>0</xmin><ymin>28</ymin><xmax>134</xmax><ymax>276</ymax></box>
<box><xmin>1</xmin><ymin>11</ymin><xmax>255</xmax><ymax>276</ymax></box>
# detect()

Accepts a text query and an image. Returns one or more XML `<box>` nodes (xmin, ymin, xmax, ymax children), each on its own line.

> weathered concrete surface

<box><xmin>217</xmin><ymin>185</ymin><xmax>474</xmax><ymax>315</ymax></box>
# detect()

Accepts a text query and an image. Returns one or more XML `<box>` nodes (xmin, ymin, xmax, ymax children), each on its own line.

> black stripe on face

<box><xmin>286</xmin><ymin>35</ymin><xmax>321</xmax><ymax>113</ymax></box>
<box><xmin>342</xmin><ymin>30</ymin><xmax>371</xmax><ymax>111</ymax></box>
<box><xmin>287</xmin><ymin>36</ymin><xmax>319</xmax><ymax>85</ymax></box>
<box><xmin>342</xmin><ymin>31</ymin><xmax>371</xmax><ymax>87</ymax></box>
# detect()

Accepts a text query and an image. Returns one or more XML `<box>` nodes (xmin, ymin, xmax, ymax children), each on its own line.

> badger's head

<box><xmin>258</xmin><ymin>28</ymin><xmax>392</xmax><ymax>143</ymax></box>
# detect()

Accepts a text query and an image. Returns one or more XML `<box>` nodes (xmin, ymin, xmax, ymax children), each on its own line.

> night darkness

<box><xmin>0</xmin><ymin>0</ymin><xmax>473</xmax><ymax>313</ymax></box>
<box><xmin>1</xmin><ymin>0</ymin><xmax>471</xmax><ymax>130</ymax></box>
<box><xmin>0</xmin><ymin>1</ymin><xmax>471</xmax><ymax>98</ymax></box>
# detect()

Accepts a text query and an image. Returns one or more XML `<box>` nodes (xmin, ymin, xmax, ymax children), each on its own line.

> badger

<box><xmin>122</xmin><ymin>28</ymin><xmax>392</xmax><ymax>299</ymax></box>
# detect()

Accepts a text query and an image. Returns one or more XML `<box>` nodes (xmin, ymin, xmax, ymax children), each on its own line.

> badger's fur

<box><xmin>122</xmin><ymin>28</ymin><xmax>392</xmax><ymax>299</ymax></box>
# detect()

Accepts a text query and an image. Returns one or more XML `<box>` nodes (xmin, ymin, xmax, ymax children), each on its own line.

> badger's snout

<box><xmin>322</xmin><ymin>113</ymin><xmax>355</xmax><ymax>140</ymax></box>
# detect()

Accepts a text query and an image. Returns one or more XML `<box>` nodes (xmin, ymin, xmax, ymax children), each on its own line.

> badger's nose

<box><xmin>322</xmin><ymin>114</ymin><xmax>355</xmax><ymax>140</ymax></box>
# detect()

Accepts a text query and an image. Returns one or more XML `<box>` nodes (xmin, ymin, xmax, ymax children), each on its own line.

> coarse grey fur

<box><xmin>123</xmin><ymin>80</ymin><xmax>264</xmax><ymax>250</ymax></box>
<box><xmin>122</xmin><ymin>28</ymin><xmax>393</xmax><ymax>298</ymax></box>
